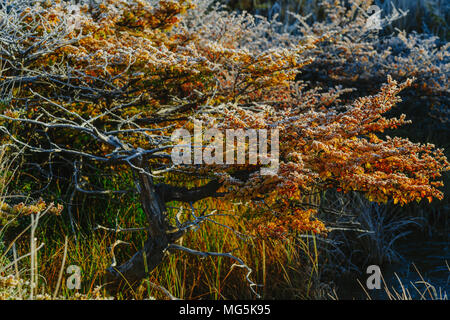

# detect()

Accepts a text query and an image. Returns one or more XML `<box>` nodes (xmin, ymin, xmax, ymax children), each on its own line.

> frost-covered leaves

<box><xmin>214</xmin><ymin>77</ymin><xmax>449</xmax><ymax>237</ymax></box>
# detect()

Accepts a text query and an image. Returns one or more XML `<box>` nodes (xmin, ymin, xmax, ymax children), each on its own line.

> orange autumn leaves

<box><xmin>218</xmin><ymin>76</ymin><xmax>449</xmax><ymax>237</ymax></box>
<box><xmin>2</xmin><ymin>1</ymin><xmax>449</xmax><ymax>239</ymax></box>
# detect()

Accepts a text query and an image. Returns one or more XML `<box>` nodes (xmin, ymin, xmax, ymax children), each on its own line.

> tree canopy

<box><xmin>0</xmin><ymin>0</ymin><xmax>448</xmax><ymax>292</ymax></box>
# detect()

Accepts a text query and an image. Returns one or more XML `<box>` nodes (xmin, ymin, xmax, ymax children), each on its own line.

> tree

<box><xmin>0</xmin><ymin>0</ymin><xmax>448</xmax><ymax>293</ymax></box>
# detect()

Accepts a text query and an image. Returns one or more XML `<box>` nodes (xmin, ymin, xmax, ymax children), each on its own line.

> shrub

<box><xmin>0</xmin><ymin>0</ymin><xmax>448</xmax><ymax>294</ymax></box>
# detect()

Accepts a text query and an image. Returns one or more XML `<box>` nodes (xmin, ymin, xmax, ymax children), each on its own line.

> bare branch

<box><xmin>168</xmin><ymin>243</ymin><xmax>262</xmax><ymax>298</ymax></box>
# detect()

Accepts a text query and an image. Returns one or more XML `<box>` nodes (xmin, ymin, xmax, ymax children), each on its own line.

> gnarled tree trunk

<box><xmin>105</xmin><ymin>166</ymin><xmax>221</xmax><ymax>293</ymax></box>
<box><xmin>105</xmin><ymin>169</ymin><xmax>172</xmax><ymax>292</ymax></box>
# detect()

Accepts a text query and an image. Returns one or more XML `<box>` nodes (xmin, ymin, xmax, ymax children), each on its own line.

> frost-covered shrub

<box><xmin>0</xmin><ymin>0</ymin><xmax>448</xmax><ymax>292</ymax></box>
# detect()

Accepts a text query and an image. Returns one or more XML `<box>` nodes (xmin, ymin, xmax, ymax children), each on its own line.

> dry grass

<box><xmin>315</xmin><ymin>191</ymin><xmax>426</xmax><ymax>276</ymax></box>
<box><xmin>1</xmin><ymin>190</ymin><xmax>328</xmax><ymax>299</ymax></box>
<box><xmin>359</xmin><ymin>262</ymin><xmax>449</xmax><ymax>300</ymax></box>
<box><xmin>143</xmin><ymin>200</ymin><xmax>325</xmax><ymax>300</ymax></box>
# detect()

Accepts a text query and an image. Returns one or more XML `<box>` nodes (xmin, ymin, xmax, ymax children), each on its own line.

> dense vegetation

<box><xmin>0</xmin><ymin>0</ymin><xmax>448</xmax><ymax>299</ymax></box>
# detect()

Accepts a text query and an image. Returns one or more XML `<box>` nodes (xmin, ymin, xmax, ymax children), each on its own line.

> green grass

<box><xmin>1</xmin><ymin>186</ymin><xmax>326</xmax><ymax>300</ymax></box>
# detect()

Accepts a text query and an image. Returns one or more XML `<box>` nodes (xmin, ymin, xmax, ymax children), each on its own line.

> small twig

<box><xmin>168</xmin><ymin>243</ymin><xmax>262</xmax><ymax>298</ymax></box>
<box><xmin>53</xmin><ymin>236</ymin><xmax>68</xmax><ymax>298</ymax></box>
<box><xmin>0</xmin><ymin>242</ymin><xmax>45</xmax><ymax>273</ymax></box>
<box><xmin>109</xmin><ymin>240</ymin><xmax>131</xmax><ymax>268</ymax></box>
<box><xmin>145</xmin><ymin>280</ymin><xmax>180</xmax><ymax>300</ymax></box>
<box><xmin>94</xmin><ymin>224</ymin><xmax>147</xmax><ymax>234</ymax></box>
